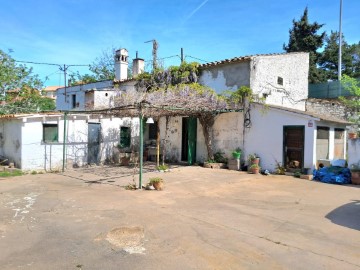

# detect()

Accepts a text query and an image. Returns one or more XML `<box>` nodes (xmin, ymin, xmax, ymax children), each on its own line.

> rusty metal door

<box><xmin>283</xmin><ymin>126</ymin><xmax>304</xmax><ymax>170</ymax></box>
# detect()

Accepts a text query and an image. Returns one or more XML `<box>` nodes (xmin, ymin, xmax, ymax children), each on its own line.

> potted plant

<box><xmin>149</xmin><ymin>177</ymin><xmax>164</xmax><ymax>190</ymax></box>
<box><xmin>203</xmin><ymin>152</ymin><xmax>228</xmax><ymax>169</ymax></box>
<box><xmin>232</xmin><ymin>148</ymin><xmax>242</xmax><ymax>159</ymax></box>
<box><xmin>348</xmin><ymin>126</ymin><xmax>359</xmax><ymax>139</ymax></box>
<box><xmin>248</xmin><ymin>153</ymin><xmax>260</xmax><ymax>165</ymax></box>
<box><xmin>350</xmin><ymin>163</ymin><xmax>360</xmax><ymax>185</ymax></box>
<box><xmin>249</xmin><ymin>164</ymin><xmax>260</xmax><ymax>174</ymax></box>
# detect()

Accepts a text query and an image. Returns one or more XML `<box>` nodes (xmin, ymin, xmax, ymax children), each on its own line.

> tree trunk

<box><xmin>199</xmin><ymin>114</ymin><xmax>215</xmax><ymax>160</ymax></box>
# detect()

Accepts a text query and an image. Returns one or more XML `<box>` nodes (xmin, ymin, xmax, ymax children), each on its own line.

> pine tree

<box><xmin>283</xmin><ymin>7</ymin><xmax>326</xmax><ymax>83</ymax></box>
<box><xmin>319</xmin><ymin>31</ymin><xmax>359</xmax><ymax>80</ymax></box>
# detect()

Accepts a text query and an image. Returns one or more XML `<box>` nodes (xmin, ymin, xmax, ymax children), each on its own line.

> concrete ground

<box><xmin>0</xmin><ymin>165</ymin><xmax>359</xmax><ymax>270</ymax></box>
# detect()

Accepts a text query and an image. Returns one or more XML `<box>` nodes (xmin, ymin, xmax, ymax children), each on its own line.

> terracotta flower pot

<box><xmin>351</xmin><ymin>171</ymin><xmax>360</xmax><ymax>185</ymax></box>
<box><xmin>153</xmin><ymin>181</ymin><xmax>164</xmax><ymax>190</ymax></box>
<box><xmin>348</xmin><ymin>133</ymin><xmax>358</xmax><ymax>139</ymax></box>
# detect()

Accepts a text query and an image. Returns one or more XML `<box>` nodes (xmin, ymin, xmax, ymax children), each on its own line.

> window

<box><xmin>277</xmin><ymin>76</ymin><xmax>283</xmax><ymax>85</ymax></box>
<box><xmin>119</xmin><ymin>127</ymin><xmax>130</xmax><ymax>148</ymax></box>
<box><xmin>72</xmin><ymin>94</ymin><xmax>76</xmax><ymax>108</ymax></box>
<box><xmin>335</xmin><ymin>128</ymin><xmax>345</xmax><ymax>139</ymax></box>
<box><xmin>317</xmin><ymin>126</ymin><xmax>329</xmax><ymax>139</ymax></box>
<box><xmin>43</xmin><ymin>124</ymin><xmax>58</xmax><ymax>143</ymax></box>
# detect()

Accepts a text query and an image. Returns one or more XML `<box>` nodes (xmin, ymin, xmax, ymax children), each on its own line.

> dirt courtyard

<box><xmin>0</xmin><ymin>166</ymin><xmax>359</xmax><ymax>270</ymax></box>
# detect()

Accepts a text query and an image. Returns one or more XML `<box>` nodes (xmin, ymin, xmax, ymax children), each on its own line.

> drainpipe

<box><xmin>139</xmin><ymin>111</ymin><xmax>143</xmax><ymax>189</ymax></box>
<box><xmin>62</xmin><ymin>112</ymin><xmax>67</xmax><ymax>172</ymax></box>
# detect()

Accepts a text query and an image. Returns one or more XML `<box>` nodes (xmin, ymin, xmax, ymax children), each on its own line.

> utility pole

<box><xmin>145</xmin><ymin>39</ymin><xmax>158</xmax><ymax>70</ymax></box>
<box><xmin>338</xmin><ymin>0</ymin><xmax>343</xmax><ymax>95</ymax></box>
<box><xmin>181</xmin><ymin>48</ymin><xmax>184</xmax><ymax>63</ymax></box>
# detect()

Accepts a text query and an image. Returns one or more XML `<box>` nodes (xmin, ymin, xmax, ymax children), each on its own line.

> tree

<box><xmin>283</xmin><ymin>7</ymin><xmax>326</xmax><ymax>83</ymax></box>
<box><xmin>0</xmin><ymin>49</ymin><xmax>56</xmax><ymax>114</ymax></box>
<box><xmin>0</xmin><ymin>49</ymin><xmax>43</xmax><ymax>98</ymax></box>
<box><xmin>339</xmin><ymin>75</ymin><xmax>360</xmax><ymax>135</ymax></box>
<box><xmin>69</xmin><ymin>47</ymin><xmax>133</xmax><ymax>85</ymax></box>
<box><xmin>319</xmin><ymin>31</ymin><xmax>360</xmax><ymax>80</ymax></box>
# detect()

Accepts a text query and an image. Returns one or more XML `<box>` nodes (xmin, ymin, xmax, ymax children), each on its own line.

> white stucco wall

<box><xmin>0</xmin><ymin>120</ymin><xmax>22</xmax><ymax>167</ymax></box>
<box><xmin>199</xmin><ymin>61</ymin><xmax>251</xmax><ymax>93</ymax></box>
<box><xmin>56</xmin><ymin>80</ymin><xmax>113</xmax><ymax>110</ymax></box>
<box><xmin>348</xmin><ymin>138</ymin><xmax>360</xmax><ymax>168</ymax></box>
<box><xmin>159</xmin><ymin>117</ymin><xmax>183</xmax><ymax>162</ymax></box>
<box><xmin>244</xmin><ymin>104</ymin><xmax>347</xmax><ymax>171</ymax></box>
<box><xmin>157</xmin><ymin>113</ymin><xmax>244</xmax><ymax>163</ymax></box>
<box><xmin>250</xmin><ymin>53</ymin><xmax>309</xmax><ymax>111</ymax></box>
<box><xmin>244</xmin><ymin>104</ymin><xmax>316</xmax><ymax>171</ymax></box>
<box><xmin>0</xmin><ymin>114</ymin><xmax>139</xmax><ymax>171</ymax></box>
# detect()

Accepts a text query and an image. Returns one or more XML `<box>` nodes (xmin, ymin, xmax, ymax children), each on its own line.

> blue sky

<box><xmin>0</xmin><ymin>0</ymin><xmax>359</xmax><ymax>87</ymax></box>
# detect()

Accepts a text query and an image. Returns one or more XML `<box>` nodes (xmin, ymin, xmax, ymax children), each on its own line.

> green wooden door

<box><xmin>187</xmin><ymin>117</ymin><xmax>197</xmax><ymax>165</ymax></box>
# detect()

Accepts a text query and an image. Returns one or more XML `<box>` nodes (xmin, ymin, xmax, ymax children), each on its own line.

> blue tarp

<box><xmin>313</xmin><ymin>166</ymin><xmax>351</xmax><ymax>185</ymax></box>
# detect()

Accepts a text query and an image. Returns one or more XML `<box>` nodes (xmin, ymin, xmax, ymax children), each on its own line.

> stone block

<box><xmin>228</xmin><ymin>159</ymin><xmax>240</xmax><ymax>171</ymax></box>
<box><xmin>300</xmin><ymin>174</ymin><xmax>313</xmax><ymax>180</ymax></box>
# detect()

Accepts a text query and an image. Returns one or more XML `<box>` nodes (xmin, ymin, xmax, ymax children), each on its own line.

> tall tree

<box><xmin>283</xmin><ymin>7</ymin><xmax>326</xmax><ymax>83</ymax></box>
<box><xmin>319</xmin><ymin>31</ymin><xmax>360</xmax><ymax>80</ymax></box>
<box><xmin>0</xmin><ymin>49</ymin><xmax>43</xmax><ymax>98</ymax></box>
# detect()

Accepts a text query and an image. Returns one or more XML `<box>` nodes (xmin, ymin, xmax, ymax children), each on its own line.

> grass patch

<box><xmin>0</xmin><ymin>170</ymin><xmax>23</xmax><ymax>177</ymax></box>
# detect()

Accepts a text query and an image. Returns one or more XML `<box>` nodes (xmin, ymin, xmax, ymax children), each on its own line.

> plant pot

<box><xmin>351</xmin><ymin>171</ymin><xmax>360</xmax><ymax>185</ymax></box>
<box><xmin>232</xmin><ymin>153</ymin><xmax>241</xmax><ymax>159</ymax></box>
<box><xmin>153</xmin><ymin>181</ymin><xmax>164</xmax><ymax>190</ymax></box>
<box><xmin>250</xmin><ymin>168</ymin><xmax>260</xmax><ymax>174</ymax></box>
<box><xmin>251</xmin><ymin>158</ymin><xmax>260</xmax><ymax>165</ymax></box>
<box><xmin>348</xmin><ymin>133</ymin><xmax>357</xmax><ymax>139</ymax></box>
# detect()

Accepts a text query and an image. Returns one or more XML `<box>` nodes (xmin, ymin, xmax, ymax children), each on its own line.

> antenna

<box><xmin>145</xmin><ymin>39</ymin><xmax>158</xmax><ymax>70</ymax></box>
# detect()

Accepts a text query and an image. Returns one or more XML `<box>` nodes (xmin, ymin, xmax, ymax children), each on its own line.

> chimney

<box><xmin>132</xmin><ymin>51</ymin><xmax>145</xmax><ymax>77</ymax></box>
<box><xmin>114</xmin><ymin>48</ymin><xmax>128</xmax><ymax>81</ymax></box>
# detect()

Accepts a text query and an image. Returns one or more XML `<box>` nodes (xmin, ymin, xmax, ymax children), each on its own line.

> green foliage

<box><xmin>69</xmin><ymin>47</ymin><xmax>116</xmax><ymax>85</ymax></box>
<box><xmin>319</xmin><ymin>31</ymin><xmax>360</xmax><ymax>80</ymax></box>
<box><xmin>0</xmin><ymin>49</ymin><xmax>43</xmax><ymax>98</ymax></box>
<box><xmin>339</xmin><ymin>75</ymin><xmax>360</xmax><ymax>134</ymax></box>
<box><xmin>156</xmin><ymin>164</ymin><xmax>169</xmax><ymax>171</ymax></box>
<box><xmin>149</xmin><ymin>177</ymin><xmax>163</xmax><ymax>184</ymax></box>
<box><xmin>275</xmin><ymin>162</ymin><xmax>286</xmax><ymax>175</ymax></box>
<box><xmin>250</xmin><ymin>163</ymin><xmax>260</xmax><ymax>169</ymax></box>
<box><xmin>247</xmin><ymin>153</ymin><xmax>259</xmax><ymax>162</ymax></box>
<box><xmin>136</xmin><ymin>61</ymin><xmax>200</xmax><ymax>91</ymax></box>
<box><xmin>283</xmin><ymin>8</ymin><xmax>326</xmax><ymax>83</ymax></box>
<box><xmin>213</xmin><ymin>152</ymin><xmax>228</xmax><ymax>163</ymax></box>
<box><xmin>294</xmin><ymin>171</ymin><xmax>301</xmax><ymax>178</ymax></box>
<box><xmin>0</xmin><ymin>169</ymin><xmax>23</xmax><ymax>177</ymax></box>
<box><xmin>221</xmin><ymin>86</ymin><xmax>253</xmax><ymax>105</ymax></box>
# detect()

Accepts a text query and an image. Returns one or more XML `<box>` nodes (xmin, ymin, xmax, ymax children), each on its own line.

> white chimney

<box><xmin>132</xmin><ymin>52</ymin><xmax>144</xmax><ymax>77</ymax></box>
<box><xmin>114</xmin><ymin>48</ymin><xmax>128</xmax><ymax>81</ymax></box>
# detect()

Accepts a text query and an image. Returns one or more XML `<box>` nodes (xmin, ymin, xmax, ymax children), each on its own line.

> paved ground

<box><xmin>0</xmin><ymin>166</ymin><xmax>359</xmax><ymax>270</ymax></box>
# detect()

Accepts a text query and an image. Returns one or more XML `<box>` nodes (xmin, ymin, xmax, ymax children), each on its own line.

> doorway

<box><xmin>88</xmin><ymin>123</ymin><xmax>101</xmax><ymax>164</ymax></box>
<box><xmin>283</xmin><ymin>126</ymin><xmax>304</xmax><ymax>170</ymax></box>
<box><xmin>181</xmin><ymin>117</ymin><xmax>197</xmax><ymax>165</ymax></box>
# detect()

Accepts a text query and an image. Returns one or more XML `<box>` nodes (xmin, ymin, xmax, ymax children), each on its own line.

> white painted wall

<box><xmin>0</xmin><ymin>114</ymin><xmax>139</xmax><ymax>171</ymax></box>
<box><xmin>159</xmin><ymin>116</ymin><xmax>182</xmax><ymax>162</ymax></box>
<box><xmin>244</xmin><ymin>104</ymin><xmax>316</xmax><ymax>170</ymax></box>
<box><xmin>250</xmin><ymin>53</ymin><xmax>309</xmax><ymax>111</ymax></box>
<box><xmin>348</xmin><ymin>138</ymin><xmax>360</xmax><ymax>168</ymax></box>
<box><xmin>199</xmin><ymin>61</ymin><xmax>251</xmax><ymax>93</ymax></box>
<box><xmin>56</xmin><ymin>80</ymin><xmax>113</xmax><ymax>111</ymax></box>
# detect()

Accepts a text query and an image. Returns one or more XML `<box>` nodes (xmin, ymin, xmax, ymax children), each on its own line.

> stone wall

<box><xmin>306</xmin><ymin>98</ymin><xmax>354</xmax><ymax>121</ymax></box>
